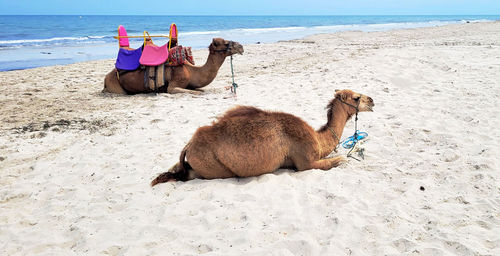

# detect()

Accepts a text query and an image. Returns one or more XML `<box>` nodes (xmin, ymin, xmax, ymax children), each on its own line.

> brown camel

<box><xmin>103</xmin><ymin>38</ymin><xmax>244</xmax><ymax>95</ymax></box>
<box><xmin>151</xmin><ymin>89</ymin><xmax>374</xmax><ymax>185</ymax></box>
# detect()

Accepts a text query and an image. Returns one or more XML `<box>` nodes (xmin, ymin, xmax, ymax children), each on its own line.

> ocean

<box><xmin>0</xmin><ymin>15</ymin><xmax>498</xmax><ymax>71</ymax></box>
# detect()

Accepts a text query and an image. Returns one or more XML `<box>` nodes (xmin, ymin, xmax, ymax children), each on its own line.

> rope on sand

<box><xmin>230</xmin><ymin>55</ymin><xmax>238</xmax><ymax>95</ymax></box>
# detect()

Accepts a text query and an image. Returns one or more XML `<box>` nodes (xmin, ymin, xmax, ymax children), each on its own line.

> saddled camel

<box><xmin>103</xmin><ymin>38</ymin><xmax>244</xmax><ymax>95</ymax></box>
<box><xmin>151</xmin><ymin>89</ymin><xmax>374</xmax><ymax>185</ymax></box>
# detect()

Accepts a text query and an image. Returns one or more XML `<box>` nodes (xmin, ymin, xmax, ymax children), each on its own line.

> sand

<box><xmin>0</xmin><ymin>21</ymin><xmax>499</xmax><ymax>255</ymax></box>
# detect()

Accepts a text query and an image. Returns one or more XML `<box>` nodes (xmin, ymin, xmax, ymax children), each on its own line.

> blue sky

<box><xmin>0</xmin><ymin>0</ymin><xmax>498</xmax><ymax>15</ymax></box>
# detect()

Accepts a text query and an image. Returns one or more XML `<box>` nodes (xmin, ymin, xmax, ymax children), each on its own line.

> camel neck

<box><xmin>317</xmin><ymin>99</ymin><xmax>350</xmax><ymax>158</ymax></box>
<box><xmin>186</xmin><ymin>52</ymin><xmax>227</xmax><ymax>87</ymax></box>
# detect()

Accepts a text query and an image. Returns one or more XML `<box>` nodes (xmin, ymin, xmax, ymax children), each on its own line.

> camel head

<box><xmin>334</xmin><ymin>89</ymin><xmax>374</xmax><ymax>115</ymax></box>
<box><xmin>209</xmin><ymin>38</ymin><xmax>244</xmax><ymax>56</ymax></box>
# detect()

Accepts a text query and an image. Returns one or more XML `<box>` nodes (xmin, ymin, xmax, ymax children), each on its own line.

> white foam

<box><xmin>234</xmin><ymin>26</ymin><xmax>307</xmax><ymax>32</ymax></box>
<box><xmin>0</xmin><ymin>36</ymin><xmax>99</xmax><ymax>45</ymax></box>
<box><xmin>182</xmin><ymin>30</ymin><xmax>222</xmax><ymax>36</ymax></box>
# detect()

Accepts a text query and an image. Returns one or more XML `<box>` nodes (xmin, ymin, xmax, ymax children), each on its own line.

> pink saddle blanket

<box><xmin>139</xmin><ymin>44</ymin><xmax>169</xmax><ymax>66</ymax></box>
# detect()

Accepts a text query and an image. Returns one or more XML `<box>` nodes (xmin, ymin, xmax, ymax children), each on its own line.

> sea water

<box><xmin>0</xmin><ymin>15</ymin><xmax>498</xmax><ymax>71</ymax></box>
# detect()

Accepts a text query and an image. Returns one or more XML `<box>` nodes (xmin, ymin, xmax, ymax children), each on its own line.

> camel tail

<box><xmin>151</xmin><ymin>144</ymin><xmax>191</xmax><ymax>186</ymax></box>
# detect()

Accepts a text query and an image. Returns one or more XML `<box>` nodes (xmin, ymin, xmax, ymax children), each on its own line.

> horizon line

<box><xmin>1</xmin><ymin>14</ymin><xmax>499</xmax><ymax>16</ymax></box>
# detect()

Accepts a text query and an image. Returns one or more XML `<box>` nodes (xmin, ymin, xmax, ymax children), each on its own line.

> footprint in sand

<box><xmin>440</xmin><ymin>150</ymin><xmax>460</xmax><ymax>162</ymax></box>
<box><xmin>443</xmin><ymin>240</ymin><xmax>477</xmax><ymax>255</ymax></box>
<box><xmin>392</xmin><ymin>238</ymin><xmax>416</xmax><ymax>253</ymax></box>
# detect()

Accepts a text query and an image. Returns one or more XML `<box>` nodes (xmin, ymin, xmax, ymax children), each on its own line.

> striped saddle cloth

<box><xmin>168</xmin><ymin>46</ymin><xmax>194</xmax><ymax>66</ymax></box>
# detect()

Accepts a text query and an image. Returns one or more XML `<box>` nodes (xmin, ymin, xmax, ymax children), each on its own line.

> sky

<box><xmin>0</xmin><ymin>0</ymin><xmax>498</xmax><ymax>15</ymax></box>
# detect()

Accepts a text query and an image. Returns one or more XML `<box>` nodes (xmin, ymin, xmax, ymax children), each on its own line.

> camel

<box><xmin>151</xmin><ymin>89</ymin><xmax>374</xmax><ymax>186</ymax></box>
<box><xmin>103</xmin><ymin>38</ymin><xmax>244</xmax><ymax>95</ymax></box>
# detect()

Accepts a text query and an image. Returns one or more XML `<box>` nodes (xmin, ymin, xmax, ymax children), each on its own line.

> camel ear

<box><xmin>212</xmin><ymin>38</ymin><xmax>219</xmax><ymax>46</ymax></box>
<box><xmin>335</xmin><ymin>91</ymin><xmax>347</xmax><ymax>101</ymax></box>
<box><xmin>334</xmin><ymin>90</ymin><xmax>346</xmax><ymax>100</ymax></box>
<box><xmin>334</xmin><ymin>90</ymin><xmax>340</xmax><ymax>98</ymax></box>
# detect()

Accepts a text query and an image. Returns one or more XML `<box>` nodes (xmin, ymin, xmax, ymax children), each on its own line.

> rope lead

<box><xmin>230</xmin><ymin>55</ymin><xmax>238</xmax><ymax>95</ymax></box>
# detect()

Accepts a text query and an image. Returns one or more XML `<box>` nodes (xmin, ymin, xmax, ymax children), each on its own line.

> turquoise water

<box><xmin>0</xmin><ymin>15</ymin><xmax>498</xmax><ymax>71</ymax></box>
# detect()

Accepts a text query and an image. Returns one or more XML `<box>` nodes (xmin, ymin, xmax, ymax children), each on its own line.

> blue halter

<box><xmin>338</xmin><ymin>96</ymin><xmax>368</xmax><ymax>159</ymax></box>
<box><xmin>342</xmin><ymin>130</ymin><xmax>368</xmax><ymax>149</ymax></box>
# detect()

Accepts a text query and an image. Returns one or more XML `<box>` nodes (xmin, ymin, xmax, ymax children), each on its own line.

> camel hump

<box><xmin>218</xmin><ymin>106</ymin><xmax>265</xmax><ymax>121</ymax></box>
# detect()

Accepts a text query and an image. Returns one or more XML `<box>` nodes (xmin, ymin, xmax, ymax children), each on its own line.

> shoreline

<box><xmin>1</xmin><ymin>19</ymin><xmax>498</xmax><ymax>72</ymax></box>
<box><xmin>1</xmin><ymin>22</ymin><xmax>499</xmax><ymax>255</ymax></box>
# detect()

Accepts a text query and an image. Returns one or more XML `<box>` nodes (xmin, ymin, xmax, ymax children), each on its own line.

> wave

<box><xmin>0</xmin><ymin>19</ymin><xmax>494</xmax><ymax>49</ymax></box>
<box><xmin>182</xmin><ymin>30</ymin><xmax>221</xmax><ymax>36</ymax></box>
<box><xmin>460</xmin><ymin>19</ymin><xmax>494</xmax><ymax>23</ymax></box>
<box><xmin>234</xmin><ymin>26</ymin><xmax>307</xmax><ymax>32</ymax></box>
<box><xmin>0</xmin><ymin>36</ymin><xmax>108</xmax><ymax>45</ymax></box>
<box><xmin>310</xmin><ymin>20</ymin><xmax>468</xmax><ymax>31</ymax></box>
<box><xmin>180</xmin><ymin>19</ymin><xmax>490</xmax><ymax>37</ymax></box>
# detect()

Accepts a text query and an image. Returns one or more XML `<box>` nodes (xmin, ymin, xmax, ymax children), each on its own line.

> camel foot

<box><xmin>103</xmin><ymin>69</ymin><xmax>128</xmax><ymax>95</ymax></box>
<box><xmin>309</xmin><ymin>156</ymin><xmax>346</xmax><ymax>170</ymax></box>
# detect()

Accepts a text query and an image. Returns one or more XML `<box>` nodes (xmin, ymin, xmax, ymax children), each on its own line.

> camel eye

<box><xmin>353</xmin><ymin>96</ymin><xmax>360</xmax><ymax>101</ymax></box>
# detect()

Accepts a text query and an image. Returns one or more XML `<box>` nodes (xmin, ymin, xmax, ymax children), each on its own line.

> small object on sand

<box><xmin>420</xmin><ymin>186</ymin><xmax>425</xmax><ymax>191</ymax></box>
<box><xmin>342</xmin><ymin>130</ymin><xmax>368</xmax><ymax>149</ymax></box>
<box><xmin>357</xmin><ymin>147</ymin><xmax>365</xmax><ymax>160</ymax></box>
<box><xmin>347</xmin><ymin>145</ymin><xmax>365</xmax><ymax>161</ymax></box>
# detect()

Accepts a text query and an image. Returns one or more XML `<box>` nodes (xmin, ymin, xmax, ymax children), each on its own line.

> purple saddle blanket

<box><xmin>115</xmin><ymin>47</ymin><xmax>143</xmax><ymax>70</ymax></box>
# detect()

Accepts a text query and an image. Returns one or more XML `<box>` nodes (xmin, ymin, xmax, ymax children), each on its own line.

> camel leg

<box><xmin>167</xmin><ymin>85</ymin><xmax>202</xmax><ymax>95</ymax></box>
<box><xmin>189</xmin><ymin>158</ymin><xmax>236</xmax><ymax>179</ymax></box>
<box><xmin>103</xmin><ymin>69</ymin><xmax>127</xmax><ymax>95</ymax></box>
<box><xmin>310</xmin><ymin>156</ymin><xmax>346</xmax><ymax>170</ymax></box>
<box><xmin>293</xmin><ymin>155</ymin><xmax>346</xmax><ymax>171</ymax></box>
<box><xmin>187</xmin><ymin>151</ymin><xmax>236</xmax><ymax>179</ymax></box>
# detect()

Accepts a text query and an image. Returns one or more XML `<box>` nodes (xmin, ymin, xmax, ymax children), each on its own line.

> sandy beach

<box><xmin>1</xmin><ymin>21</ymin><xmax>499</xmax><ymax>255</ymax></box>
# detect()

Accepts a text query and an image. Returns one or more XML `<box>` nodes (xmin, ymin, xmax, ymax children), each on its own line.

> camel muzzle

<box><xmin>230</xmin><ymin>41</ymin><xmax>244</xmax><ymax>55</ymax></box>
<box><xmin>366</xmin><ymin>97</ymin><xmax>375</xmax><ymax>112</ymax></box>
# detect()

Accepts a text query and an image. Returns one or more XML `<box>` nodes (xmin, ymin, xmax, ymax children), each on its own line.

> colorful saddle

<box><xmin>140</xmin><ymin>44</ymin><xmax>169</xmax><ymax>66</ymax></box>
<box><xmin>115</xmin><ymin>47</ymin><xmax>142</xmax><ymax>70</ymax></box>
<box><xmin>169</xmin><ymin>23</ymin><xmax>177</xmax><ymax>49</ymax></box>
<box><xmin>114</xmin><ymin>24</ymin><xmax>189</xmax><ymax>70</ymax></box>
<box><xmin>139</xmin><ymin>31</ymin><xmax>169</xmax><ymax>66</ymax></box>
<box><xmin>118</xmin><ymin>25</ymin><xmax>130</xmax><ymax>47</ymax></box>
<box><xmin>114</xmin><ymin>25</ymin><xmax>143</xmax><ymax>70</ymax></box>
<box><xmin>168</xmin><ymin>46</ymin><xmax>194</xmax><ymax>66</ymax></box>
